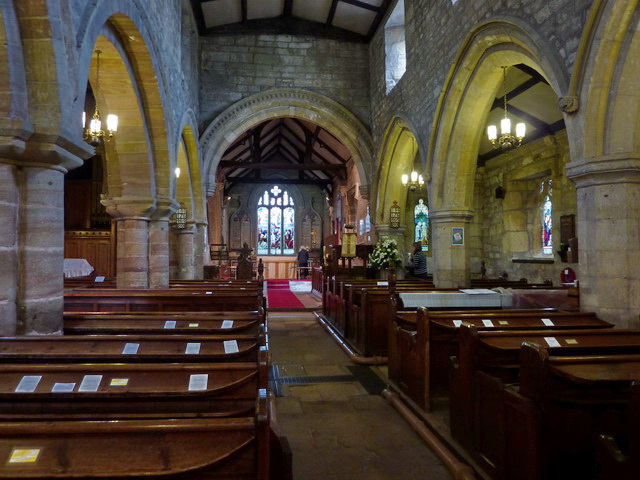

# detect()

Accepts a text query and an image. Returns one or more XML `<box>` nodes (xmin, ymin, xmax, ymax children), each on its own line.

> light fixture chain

<box><xmin>503</xmin><ymin>66</ymin><xmax>507</xmax><ymax>118</ymax></box>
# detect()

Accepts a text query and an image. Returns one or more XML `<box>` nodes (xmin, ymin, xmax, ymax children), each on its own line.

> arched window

<box><xmin>414</xmin><ymin>198</ymin><xmax>429</xmax><ymax>252</ymax></box>
<box><xmin>541</xmin><ymin>180</ymin><xmax>553</xmax><ymax>255</ymax></box>
<box><xmin>257</xmin><ymin>185</ymin><xmax>295</xmax><ymax>255</ymax></box>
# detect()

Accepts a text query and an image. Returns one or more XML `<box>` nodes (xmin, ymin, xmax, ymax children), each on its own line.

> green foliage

<box><xmin>369</xmin><ymin>238</ymin><xmax>402</xmax><ymax>270</ymax></box>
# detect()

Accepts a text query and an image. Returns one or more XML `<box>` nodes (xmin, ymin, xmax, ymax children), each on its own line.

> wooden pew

<box><xmin>388</xmin><ymin>308</ymin><xmax>613</xmax><ymax>412</ymax></box>
<box><xmin>0</xmin><ymin>392</ymin><xmax>271</xmax><ymax>479</ymax></box>
<box><xmin>597</xmin><ymin>381</ymin><xmax>640</xmax><ymax>480</ymax></box>
<box><xmin>64</xmin><ymin>308</ymin><xmax>266</xmax><ymax>324</ymax></box>
<box><xmin>0</xmin><ymin>335</ymin><xmax>264</xmax><ymax>363</ymax></box>
<box><xmin>0</xmin><ymin>359</ymin><xmax>267</xmax><ymax>420</ymax></box>
<box><xmin>64</xmin><ymin>289</ymin><xmax>265</xmax><ymax>312</ymax></box>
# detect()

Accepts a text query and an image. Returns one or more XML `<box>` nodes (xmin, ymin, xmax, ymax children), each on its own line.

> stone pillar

<box><xmin>567</xmin><ymin>158</ymin><xmax>640</xmax><ymax>327</ymax></box>
<box><xmin>0</xmin><ymin>162</ymin><xmax>19</xmax><ymax>335</ymax></box>
<box><xmin>174</xmin><ymin>222</ymin><xmax>196</xmax><ymax>280</ymax></box>
<box><xmin>430</xmin><ymin>210</ymin><xmax>474</xmax><ymax>288</ymax></box>
<box><xmin>148</xmin><ymin>199</ymin><xmax>179</xmax><ymax>288</ymax></box>
<box><xmin>103</xmin><ymin>198</ymin><xmax>156</xmax><ymax>289</ymax></box>
<box><xmin>194</xmin><ymin>221</ymin><xmax>208</xmax><ymax>279</ymax></box>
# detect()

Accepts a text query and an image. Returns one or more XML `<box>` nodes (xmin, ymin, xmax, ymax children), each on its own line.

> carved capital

<box><xmin>102</xmin><ymin>196</ymin><xmax>156</xmax><ymax>221</ymax></box>
<box><xmin>152</xmin><ymin>198</ymin><xmax>180</xmax><ymax>221</ymax></box>
<box><xmin>558</xmin><ymin>95</ymin><xmax>579</xmax><ymax>114</ymax></box>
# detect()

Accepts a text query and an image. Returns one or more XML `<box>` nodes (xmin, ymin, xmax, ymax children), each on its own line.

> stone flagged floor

<box><xmin>269</xmin><ymin>312</ymin><xmax>453</xmax><ymax>480</ymax></box>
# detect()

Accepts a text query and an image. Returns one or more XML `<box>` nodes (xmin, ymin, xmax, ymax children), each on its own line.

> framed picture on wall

<box><xmin>452</xmin><ymin>227</ymin><xmax>464</xmax><ymax>246</ymax></box>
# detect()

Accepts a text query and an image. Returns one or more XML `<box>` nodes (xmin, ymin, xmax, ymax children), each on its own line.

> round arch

<box><xmin>200</xmin><ymin>88</ymin><xmax>374</xmax><ymax>195</ymax></box>
<box><xmin>373</xmin><ymin>116</ymin><xmax>422</xmax><ymax>225</ymax></box>
<box><xmin>428</xmin><ymin>17</ymin><xmax>570</xmax><ymax>212</ymax></box>
<box><xmin>75</xmin><ymin>3</ymin><xmax>173</xmax><ymax>202</ymax></box>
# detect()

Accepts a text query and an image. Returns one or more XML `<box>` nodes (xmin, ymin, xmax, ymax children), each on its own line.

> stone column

<box><xmin>567</xmin><ymin>158</ymin><xmax>640</xmax><ymax>327</ymax></box>
<box><xmin>0</xmin><ymin>162</ymin><xmax>19</xmax><ymax>335</ymax></box>
<box><xmin>194</xmin><ymin>221</ymin><xmax>208</xmax><ymax>279</ymax></box>
<box><xmin>148</xmin><ymin>199</ymin><xmax>179</xmax><ymax>288</ymax></box>
<box><xmin>174</xmin><ymin>222</ymin><xmax>196</xmax><ymax>280</ymax></box>
<box><xmin>103</xmin><ymin>198</ymin><xmax>156</xmax><ymax>289</ymax></box>
<box><xmin>430</xmin><ymin>210</ymin><xmax>474</xmax><ymax>288</ymax></box>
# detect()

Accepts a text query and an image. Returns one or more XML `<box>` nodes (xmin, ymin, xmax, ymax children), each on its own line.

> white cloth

<box><xmin>400</xmin><ymin>290</ymin><xmax>502</xmax><ymax>308</ymax></box>
<box><xmin>63</xmin><ymin>258</ymin><xmax>94</xmax><ymax>278</ymax></box>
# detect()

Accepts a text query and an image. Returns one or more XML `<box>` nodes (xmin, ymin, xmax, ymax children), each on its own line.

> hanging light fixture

<box><xmin>487</xmin><ymin>66</ymin><xmax>525</xmax><ymax>149</ymax></box>
<box><xmin>83</xmin><ymin>50</ymin><xmax>118</xmax><ymax>146</ymax></box>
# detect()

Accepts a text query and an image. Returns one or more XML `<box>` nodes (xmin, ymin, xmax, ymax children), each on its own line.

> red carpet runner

<box><xmin>266</xmin><ymin>280</ymin><xmax>306</xmax><ymax>309</ymax></box>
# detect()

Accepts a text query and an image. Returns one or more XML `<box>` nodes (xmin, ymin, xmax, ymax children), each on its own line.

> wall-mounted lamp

<box><xmin>401</xmin><ymin>171</ymin><xmax>425</xmax><ymax>191</ymax></box>
<box><xmin>175</xmin><ymin>167</ymin><xmax>181</xmax><ymax>178</ymax></box>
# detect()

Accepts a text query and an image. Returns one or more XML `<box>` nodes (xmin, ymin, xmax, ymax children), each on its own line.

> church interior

<box><xmin>0</xmin><ymin>0</ymin><xmax>639</xmax><ymax>479</ymax></box>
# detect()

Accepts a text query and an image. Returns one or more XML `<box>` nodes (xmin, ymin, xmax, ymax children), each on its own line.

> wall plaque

<box><xmin>390</xmin><ymin>201</ymin><xmax>401</xmax><ymax>228</ymax></box>
<box><xmin>175</xmin><ymin>208</ymin><xmax>188</xmax><ymax>229</ymax></box>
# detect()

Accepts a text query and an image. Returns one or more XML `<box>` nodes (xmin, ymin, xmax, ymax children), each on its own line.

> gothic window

<box><xmin>541</xmin><ymin>180</ymin><xmax>553</xmax><ymax>255</ymax></box>
<box><xmin>414</xmin><ymin>198</ymin><xmax>430</xmax><ymax>252</ymax></box>
<box><xmin>257</xmin><ymin>185</ymin><xmax>295</xmax><ymax>255</ymax></box>
<box><xmin>384</xmin><ymin>0</ymin><xmax>406</xmax><ymax>94</ymax></box>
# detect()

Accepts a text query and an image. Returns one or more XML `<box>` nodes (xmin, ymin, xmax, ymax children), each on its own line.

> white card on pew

<box><xmin>9</xmin><ymin>448</ymin><xmax>40</xmax><ymax>464</ymax></box>
<box><xmin>78</xmin><ymin>375</ymin><xmax>103</xmax><ymax>392</ymax></box>
<box><xmin>377</xmin><ymin>281</ymin><xmax>389</xmax><ymax>286</ymax></box>
<box><xmin>482</xmin><ymin>319</ymin><xmax>495</xmax><ymax>327</ymax></box>
<box><xmin>544</xmin><ymin>337</ymin><xmax>561</xmax><ymax>348</ymax></box>
<box><xmin>221</xmin><ymin>320</ymin><xmax>234</xmax><ymax>329</ymax></box>
<box><xmin>205</xmin><ymin>291</ymin><xmax>213</xmax><ymax>294</ymax></box>
<box><xmin>110</xmin><ymin>378</ymin><xmax>128</xmax><ymax>386</ymax></box>
<box><xmin>453</xmin><ymin>320</ymin><xmax>463</xmax><ymax>328</ymax></box>
<box><xmin>164</xmin><ymin>320</ymin><xmax>176</xmax><ymax>329</ymax></box>
<box><xmin>185</xmin><ymin>342</ymin><xmax>201</xmax><ymax>355</ymax></box>
<box><xmin>541</xmin><ymin>318</ymin><xmax>555</xmax><ymax>327</ymax></box>
<box><xmin>224</xmin><ymin>340</ymin><xmax>239</xmax><ymax>354</ymax></box>
<box><xmin>15</xmin><ymin>376</ymin><xmax>42</xmax><ymax>393</ymax></box>
<box><xmin>189</xmin><ymin>323</ymin><xmax>199</xmax><ymax>328</ymax></box>
<box><xmin>122</xmin><ymin>343</ymin><xmax>139</xmax><ymax>355</ymax></box>
<box><xmin>51</xmin><ymin>382</ymin><xmax>75</xmax><ymax>393</ymax></box>
<box><xmin>94</xmin><ymin>276</ymin><xmax>105</xmax><ymax>283</ymax></box>
<box><xmin>189</xmin><ymin>374</ymin><xmax>208</xmax><ymax>391</ymax></box>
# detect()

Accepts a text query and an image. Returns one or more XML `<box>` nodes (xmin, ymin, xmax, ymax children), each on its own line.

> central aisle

<box><xmin>268</xmin><ymin>312</ymin><xmax>452</xmax><ymax>480</ymax></box>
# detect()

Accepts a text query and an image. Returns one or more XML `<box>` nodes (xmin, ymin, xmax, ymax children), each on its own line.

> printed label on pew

<box><xmin>205</xmin><ymin>291</ymin><xmax>213</xmax><ymax>295</ymax></box>
<box><xmin>541</xmin><ymin>318</ymin><xmax>555</xmax><ymax>327</ymax></box>
<box><xmin>94</xmin><ymin>276</ymin><xmax>105</xmax><ymax>283</ymax></box>
<box><xmin>482</xmin><ymin>319</ymin><xmax>495</xmax><ymax>327</ymax></box>
<box><xmin>565</xmin><ymin>339</ymin><xmax>578</xmax><ymax>345</ymax></box>
<box><xmin>377</xmin><ymin>281</ymin><xmax>389</xmax><ymax>286</ymax></box>
<box><xmin>498</xmin><ymin>320</ymin><xmax>509</xmax><ymax>325</ymax></box>
<box><xmin>110</xmin><ymin>378</ymin><xmax>129</xmax><ymax>386</ymax></box>
<box><xmin>224</xmin><ymin>340</ymin><xmax>239</xmax><ymax>354</ymax></box>
<box><xmin>185</xmin><ymin>342</ymin><xmax>201</xmax><ymax>355</ymax></box>
<box><xmin>189</xmin><ymin>323</ymin><xmax>199</xmax><ymax>328</ymax></box>
<box><xmin>78</xmin><ymin>375</ymin><xmax>103</xmax><ymax>392</ymax></box>
<box><xmin>453</xmin><ymin>320</ymin><xmax>463</xmax><ymax>328</ymax></box>
<box><xmin>122</xmin><ymin>343</ymin><xmax>139</xmax><ymax>355</ymax></box>
<box><xmin>188</xmin><ymin>374</ymin><xmax>208</xmax><ymax>391</ymax></box>
<box><xmin>164</xmin><ymin>320</ymin><xmax>176</xmax><ymax>329</ymax></box>
<box><xmin>221</xmin><ymin>320</ymin><xmax>234</xmax><ymax>329</ymax></box>
<box><xmin>8</xmin><ymin>448</ymin><xmax>40</xmax><ymax>464</ymax></box>
<box><xmin>15</xmin><ymin>376</ymin><xmax>42</xmax><ymax>393</ymax></box>
<box><xmin>544</xmin><ymin>337</ymin><xmax>561</xmax><ymax>348</ymax></box>
<box><xmin>51</xmin><ymin>382</ymin><xmax>76</xmax><ymax>393</ymax></box>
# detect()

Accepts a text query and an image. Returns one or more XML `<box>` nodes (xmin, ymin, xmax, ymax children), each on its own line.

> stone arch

<box><xmin>200</xmin><ymin>88</ymin><xmax>373</xmax><ymax>195</ymax></box>
<box><xmin>178</xmin><ymin>111</ymin><xmax>205</xmax><ymax>222</ymax></box>
<box><xmin>373</xmin><ymin>115</ymin><xmax>424</xmax><ymax>225</ymax></box>
<box><xmin>75</xmin><ymin>3</ymin><xmax>173</xmax><ymax>202</ymax></box>
<box><xmin>428</xmin><ymin>17</ymin><xmax>570</xmax><ymax>212</ymax></box>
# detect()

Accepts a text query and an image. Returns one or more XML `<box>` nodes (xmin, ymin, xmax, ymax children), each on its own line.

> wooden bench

<box><xmin>388</xmin><ymin>308</ymin><xmax>613</xmax><ymax>412</ymax></box>
<box><xmin>0</xmin><ymin>335</ymin><xmax>265</xmax><ymax>363</ymax></box>
<box><xmin>64</xmin><ymin>289</ymin><xmax>265</xmax><ymax>312</ymax></box>
<box><xmin>0</xmin><ymin>392</ymin><xmax>271</xmax><ymax>479</ymax></box>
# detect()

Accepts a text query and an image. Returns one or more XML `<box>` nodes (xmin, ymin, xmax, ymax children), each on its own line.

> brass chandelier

<box><xmin>487</xmin><ymin>66</ymin><xmax>525</xmax><ymax>149</ymax></box>
<box><xmin>83</xmin><ymin>50</ymin><xmax>118</xmax><ymax>146</ymax></box>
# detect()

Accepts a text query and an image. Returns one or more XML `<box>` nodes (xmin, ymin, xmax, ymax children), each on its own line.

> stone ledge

<box><xmin>511</xmin><ymin>258</ymin><xmax>554</xmax><ymax>264</ymax></box>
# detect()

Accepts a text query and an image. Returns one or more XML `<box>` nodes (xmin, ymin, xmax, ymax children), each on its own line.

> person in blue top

<box><xmin>409</xmin><ymin>242</ymin><xmax>428</xmax><ymax>280</ymax></box>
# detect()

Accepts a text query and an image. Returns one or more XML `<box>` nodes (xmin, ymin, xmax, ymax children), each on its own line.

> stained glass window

<box><xmin>414</xmin><ymin>199</ymin><xmax>429</xmax><ymax>252</ymax></box>
<box><xmin>257</xmin><ymin>186</ymin><xmax>295</xmax><ymax>255</ymax></box>
<box><xmin>541</xmin><ymin>180</ymin><xmax>553</xmax><ymax>255</ymax></box>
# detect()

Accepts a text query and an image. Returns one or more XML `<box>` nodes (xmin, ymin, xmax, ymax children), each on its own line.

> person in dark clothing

<box><xmin>409</xmin><ymin>241</ymin><xmax>428</xmax><ymax>279</ymax></box>
<box><xmin>297</xmin><ymin>246</ymin><xmax>309</xmax><ymax>278</ymax></box>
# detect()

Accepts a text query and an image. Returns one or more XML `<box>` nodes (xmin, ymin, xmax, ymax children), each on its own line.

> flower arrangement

<box><xmin>369</xmin><ymin>238</ymin><xmax>403</xmax><ymax>270</ymax></box>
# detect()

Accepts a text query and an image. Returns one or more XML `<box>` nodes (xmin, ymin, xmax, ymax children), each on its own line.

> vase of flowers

<box><xmin>369</xmin><ymin>239</ymin><xmax>402</xmax><ymax>279</ymax></box>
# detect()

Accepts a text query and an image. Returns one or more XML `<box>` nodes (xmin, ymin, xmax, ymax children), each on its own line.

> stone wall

<box><xmin>199</xmin><ymin>34</ymin><xmax>370</xmax><ymax>131</ymax></box>
<box><xmin>472</xmin><ymin>131</ymin><xmax>578</xmax><ymax>284</ymax></box>
<box><xmin>369</xmin><ymin>0</ymin><xmax>592</xmax><ymax>151</ymax></box>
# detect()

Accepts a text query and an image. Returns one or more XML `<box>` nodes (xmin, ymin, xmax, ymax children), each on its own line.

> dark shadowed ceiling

<box><xmin>220</xmin><ymin>118</ymin><xmax>352</xmax><ymax>194</ymax></box>
<box><xmin>191</xmin><ymin>0</ymin><xmax>392</xmax><ymax>41</ymax></box>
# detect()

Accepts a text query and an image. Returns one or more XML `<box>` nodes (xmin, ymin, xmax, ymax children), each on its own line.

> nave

<box><xmin>268</xmin><ymin>312</ymin><xmax>452</xmax><ymax>480</ymax></box>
